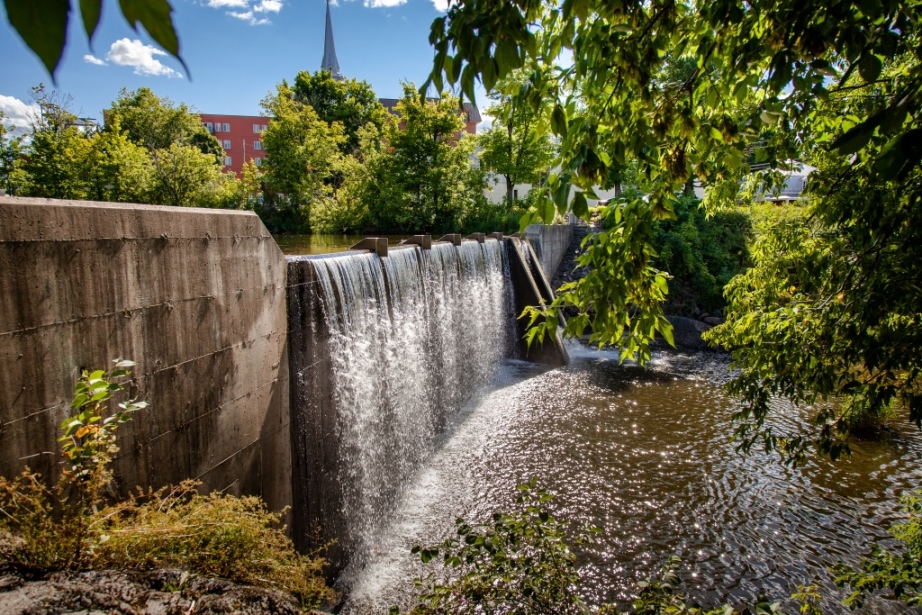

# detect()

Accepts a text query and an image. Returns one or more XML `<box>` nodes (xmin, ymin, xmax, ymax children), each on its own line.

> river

<box><xmin>341</xmin><ymin>345</ymin><xmax>921</xmax><ymax>614</ymax></box>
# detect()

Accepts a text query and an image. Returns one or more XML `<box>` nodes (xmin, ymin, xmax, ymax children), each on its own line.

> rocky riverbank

<box><xmin>0</xmin><ymin>568</ymin><xmax>320</xmax><ymax>615</ymax></box>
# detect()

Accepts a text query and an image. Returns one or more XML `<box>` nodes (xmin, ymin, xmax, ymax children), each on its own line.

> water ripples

<box><xmin>343</xmin><ymin>349</ymin><xmax>922</xmax><ymax>614</ymax></box>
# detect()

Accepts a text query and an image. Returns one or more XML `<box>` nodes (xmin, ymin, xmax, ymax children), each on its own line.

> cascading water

<box><xmin>286</xmin><ymin>239</ymin><xmax>516</xmax><ymax>582</ymax></box>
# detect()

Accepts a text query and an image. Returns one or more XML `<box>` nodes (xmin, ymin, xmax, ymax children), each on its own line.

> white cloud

<box><xmin>83</xmin><ymin>54</ymin><xmax>107</xmax><ymax>66</ymax></box>
<box><xmin>106</xmin><ymin>38</ymin><xmax>182</xmax><ymax>78</ymax></box>
<box><xmin>254</xmin><ymin>0</ymin><xmax>282</xmax><ymax>13</ymax></box>
<box><xmin>229</xmin><ymin>10</ymin><xmax>270</xmax><ymax>25</ymax></box>
<box><xmin>430</xmin><ymin>0</ymin><xmax>450</xmax><ymax>10</ymax></box>
<box><xmin>0</xmin><ymin>94</ymin><xmax>38</xmax><ymax>138</ymax></box>
<box><xmin>364</xmin><ymin>0</ymin><xmax>407</xmax><ymax>6</ymax></box>
<box><xmin>204</xmin><ymin>0</ymin><xmax>282</xmax><ymax>24</ymax></box>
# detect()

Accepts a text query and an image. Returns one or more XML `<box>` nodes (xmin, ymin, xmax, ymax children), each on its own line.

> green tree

<box><xmin>259</xmin><ymin>82</ymin><xmax>347</xmax><ymax>232</ymax></box>
<box><xmin>82</xmin><ymin>118</ymin><xmax>154</xmax><ymax>204</ymax></box>
<box><xmin>0</xmin><ymin>112</ymin><xmax>28</xmax><ymax>195</ymax></box>
<box><xmin>18</xmin><ymin>85</ymin><xmax>93</xmax><ymax>199</ymax></box>
<box><xmin>478</xmin><ymin>74</ymin><xmax>555</xmax><ymax>206</ymax></box>
<box><xmin>104</xmin><ymin>87</ymin><xmax>222</xmax><ymax>161</ymax></box>
<box><xmin>148</xmin><ymin>142</ymin><xmax>227</xmax><ymax>208</ymax></box>
<box><xmin>291</xmin><ymin>70</ymin><xmax>389</xmax><ymax>156</ymax></box>
<box><xmin>363</xmin><ymin>84</ymin><xmax>487</xmax><ymax>233</ymax></box>
<box><xmin>705</xmin><ymin>58</ymin><xmax>922</xmax><ymax>460</ymax></box>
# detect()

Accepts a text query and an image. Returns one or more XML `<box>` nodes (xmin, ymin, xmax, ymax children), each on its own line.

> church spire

<box><xmin>321</xmin><ymin>0</ymin><xmax>343</xmax><ymax>80</ymax></box>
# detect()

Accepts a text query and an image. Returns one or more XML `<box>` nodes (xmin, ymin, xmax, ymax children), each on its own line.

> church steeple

<box><xmin>321</xmin><ymin>0</ymin><xmax>343</xmax><ymax>80</ymax></box>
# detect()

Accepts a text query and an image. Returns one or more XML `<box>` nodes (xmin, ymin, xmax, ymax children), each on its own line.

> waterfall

<box><xmin>287</xmin><ymin>239</ymin><xmax>516</xmax><ymax>576</ymax></box>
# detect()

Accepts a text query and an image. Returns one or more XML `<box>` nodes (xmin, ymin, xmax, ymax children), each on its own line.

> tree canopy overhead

<box><xmin>427</xmin><ymin>0</ymin><xmax>922</xmax><ymax>460</ymax></box>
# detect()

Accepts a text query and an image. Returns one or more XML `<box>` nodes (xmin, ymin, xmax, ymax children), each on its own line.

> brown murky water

<box><xmin>342</xmin><ymin>346</ymin><xmax>922</xmax><ymax>613</ymax></box>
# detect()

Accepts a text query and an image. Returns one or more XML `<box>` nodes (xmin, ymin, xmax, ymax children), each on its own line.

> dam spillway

<box><xmin>287</xmin><ymin>239</ymin><xmax>519</xmax><ymax>573</ymax></box>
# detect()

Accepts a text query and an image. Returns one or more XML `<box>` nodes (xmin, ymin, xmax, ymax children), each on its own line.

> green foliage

<box><xmin>704</xmin><ymin>58</ymin><xmax>922</xmax><ymax>461</ymax></box>
<box><xmin>59</xmin><ymin>359</ymin><xmax>147</xmax><ymax>482</ymax></box>
<box><xmin>9</xmin><ymin>84</ymin><xmax>238</xmax><ymax>209</ymax></box>
<box><xmin>292</xmin><ymin>70</ymin><xmax>390</xmax><ymax>156</ymax></box>
<box><xmin>104</xmin><ymin>87</ymin><xmax>222</xmax><ymax>160</ymax></box>
<box><xmin>399</xmin><ymin>479</ymin><xmax>600</xmax><ymax>615</ymax></box>
<box><xmin>148</xmin><ymin>141</ymin><xmax>228</xmax><ymax>207</ymax></box>
<box><xmin>361</xmin><ymin>84</ymin><xmax>489</xmax><ymax>234</ymax></box>
<box><xmin>640</xmin><ymin>195</ymin><xmax>752</xmax><ymax>314</ymax></box>
<box><xmin>82</xmin><ymin>119</ymin><xmax>154</xmax><ymax>203</ymax></box>
<box><xmin>425</xmin><ymin>0</ymin><xmax>922</xmax><ymax>376</ymax></box>
<box><xmin>522</xmin><ymin>196</ymin><xmax>674</xmax><ymax>364</ymax></box>
<box><xmin>259</xmin><ymin>81</ymin><xmax>348</xmax><ymax>233</ymax></box>
<box><xmin>833</xmin><ymin>493</ymin><xmax>922</xmax><ymax>608</ymax></box>
<box><xmin>3</xmin><ymin>0</ymin><xmax>184</xmax><ymax>80</ymax></box>
<box><xmin>478</xmin><ymin>72</ymin><xmax>556</xmax><ymax>207</ymax></box>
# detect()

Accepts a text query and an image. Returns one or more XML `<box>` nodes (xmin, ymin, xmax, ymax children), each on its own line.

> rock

<box><xmin>0</xmin><ymin>569</ymin><xmax>303</xmax><ymax>615</ymax></box>
<box><xmin>703</xmin><ymin>316</ymin><xmax>724</xmax><ymax>326</ymax></box>
<box><xmin>666</xmin><ymin>316</ymin><xmax>713</xmax><ymax>351</ymax></box>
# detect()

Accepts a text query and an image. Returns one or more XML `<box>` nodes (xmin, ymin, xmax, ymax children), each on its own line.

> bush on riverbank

<box><xmin>601</xmin><ymin>194</ymin><xmax>752</xmax><ymax>316</ymax></box>
<box><xmin>0</xmin><ymin>361</ymin><xmax>333</xmax><ymax>611</ymax></box>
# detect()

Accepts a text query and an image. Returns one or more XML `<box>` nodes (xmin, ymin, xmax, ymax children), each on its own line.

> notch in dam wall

<box><xmin>0</xmin><ymin>196</ymin><xmax>292</xmax><ymax>519</ymax></box>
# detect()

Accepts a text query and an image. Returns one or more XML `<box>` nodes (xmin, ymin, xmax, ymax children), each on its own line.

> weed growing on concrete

<box><xmin>0</xmin><ymin>360</ymin><xmax>334</xmax><ymax>611</ymax></box>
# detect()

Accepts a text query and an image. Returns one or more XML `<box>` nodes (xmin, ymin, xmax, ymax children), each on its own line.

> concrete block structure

<box><xmin>0</xmin><ymin>197</ymin><xmax>291</xmax><ymax>518</ymax></box>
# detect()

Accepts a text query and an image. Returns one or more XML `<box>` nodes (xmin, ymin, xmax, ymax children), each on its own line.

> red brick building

<box><xmin>198</xmin><ymin>113</ymin><xmax>269</xmax><ymax>177</ymax></box>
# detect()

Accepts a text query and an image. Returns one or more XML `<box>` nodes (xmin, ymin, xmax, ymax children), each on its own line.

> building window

<box><xmin>253</xmin><ymin>124</ymin><xmax>260</xmax><ymax>133</ymax></box>
<box><xmin>223</xmin><ymin>140</ymin><xmax>232</xmax><ymax>149</ymax></box>
<box><xmin>253</xmin><ymin>140</ymin><xmax>262</xmax><ymax>150</ymax></box>
<box><xmin>223</xmin><ymin>123</ymin><xmax>230</xmax><ymax>132</ymax></box>
<box><xmin>224</xmin><ymin>156</ymin><xmax>232</xmax><ymax>167</ymax></box>
<box><xmin>254</xmin><ymin>157</ymin><xmax>262</xmax><ymax>167</ymax></box>
<box><xmin>204</xmin><ymin>122</ymin><xmax>213</xmax><ymax>133</ymax></box>
<box><xmin>213</xmin><ymin>123</ymin><xmax>221</xmax><ymax>133</ymax></box>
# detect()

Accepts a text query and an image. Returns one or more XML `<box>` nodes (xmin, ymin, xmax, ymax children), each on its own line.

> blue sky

<box><xmin>1</xmin><ymin>0</ymin><xmax>487</xmax><ymax>135</ymax></box>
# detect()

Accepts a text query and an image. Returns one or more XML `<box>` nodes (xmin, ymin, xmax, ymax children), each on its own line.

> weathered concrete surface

<box><xmin>286</xmin><ymin>256</ymin><xmax>344</xmax><ymax>567</ymax></box>
<box><xmin>506</xmin><ymin>237</ymin><xmax>569</xmax><ymax>367</ymax></box>
<box><xmin>0</xmin><ymin>197</ymin><xmax>291</xmax><ymax>519</ymax></box>
<box><xmin>524</xmin><ymin>224</ymin><xmax>573</xmax><ymax>281</ymax></box>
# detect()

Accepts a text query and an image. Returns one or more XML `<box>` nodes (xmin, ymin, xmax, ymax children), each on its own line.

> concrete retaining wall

<box><xmin>523</xmin><ymin>224</ymin><xmax>573</xmax><ymax>281</ymax></box>
<box><xmin>0</xmin><ymin>197</ymin><xmax>291</xmax><ymax>517</ymax></box>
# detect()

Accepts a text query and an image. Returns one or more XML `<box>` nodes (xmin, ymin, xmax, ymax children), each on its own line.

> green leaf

<box><xmin>572</xmin><ymin>191</ymin><xmax>589</xmax><ymax>220</ymax></box>
<box><xmin>79</xmin><ymin>0</ymin><xmax>102</xmax><ymax>45</ymax></box>
<box><xmin>830</xmin><ymin>123</ymin><xmax>874</xmax><ymax>156</ymax></box>
<box><xmin>4</xmin><ymin>0</ymin><xmax>70</xmax><ymax>78</ymax></box>
<box><xmin>118</xmin><ymin>0</ymin><xmax>187</xmax><ymax>76</ymax></box>
<box><xmin>551</xmin><ymin>104</ymin><xmax>567</xmax><ymax>137</ymax></box>
<box><xmin>858</xmin><ymin>53</ymin><xmax>882</xmax><ymax>84</ymax></box>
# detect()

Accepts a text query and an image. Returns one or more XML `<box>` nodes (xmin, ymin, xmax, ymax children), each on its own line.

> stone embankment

<box><xmin>0</xmin><ymin>569</ymin><xmax>314</xmax><ymax>615</ymax></box>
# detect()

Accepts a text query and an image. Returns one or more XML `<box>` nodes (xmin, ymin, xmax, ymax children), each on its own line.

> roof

<box><xmin>378</xmin><ymin>98</ymin><xmax>482</xmax><ymax>124</ymax></box>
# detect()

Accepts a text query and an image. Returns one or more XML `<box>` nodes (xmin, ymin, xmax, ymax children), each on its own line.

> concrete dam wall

<box><xmin>0</xmin><ymin>196</ymin><xmax>292</xmax><ymax>518</ymax></box>
<box><xmin>0</xmin><ymin>196</ymin><xmax>568</xmax><ymax>568</ymax></box>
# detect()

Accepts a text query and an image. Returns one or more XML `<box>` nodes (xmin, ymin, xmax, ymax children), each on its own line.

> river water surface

<box><xmin>342</xmin><ymin>345</ymin><xmax>922</xmax><ymax>613</ymax></box>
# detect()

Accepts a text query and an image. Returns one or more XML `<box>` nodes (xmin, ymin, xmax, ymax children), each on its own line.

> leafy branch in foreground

<box><xmin>522</xmin><ymin>199</ymin><xmax>674</xmax><ymax>365</ymax></box>
<box><xmin>833</xmin><ymin>493</ymin><xmax>922</xmax><ymax>609</ymax></box>
<box><xmin>3</xmin><ymin>0</ymin><xmax>185</xmax><ymax>80</ymax></box>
